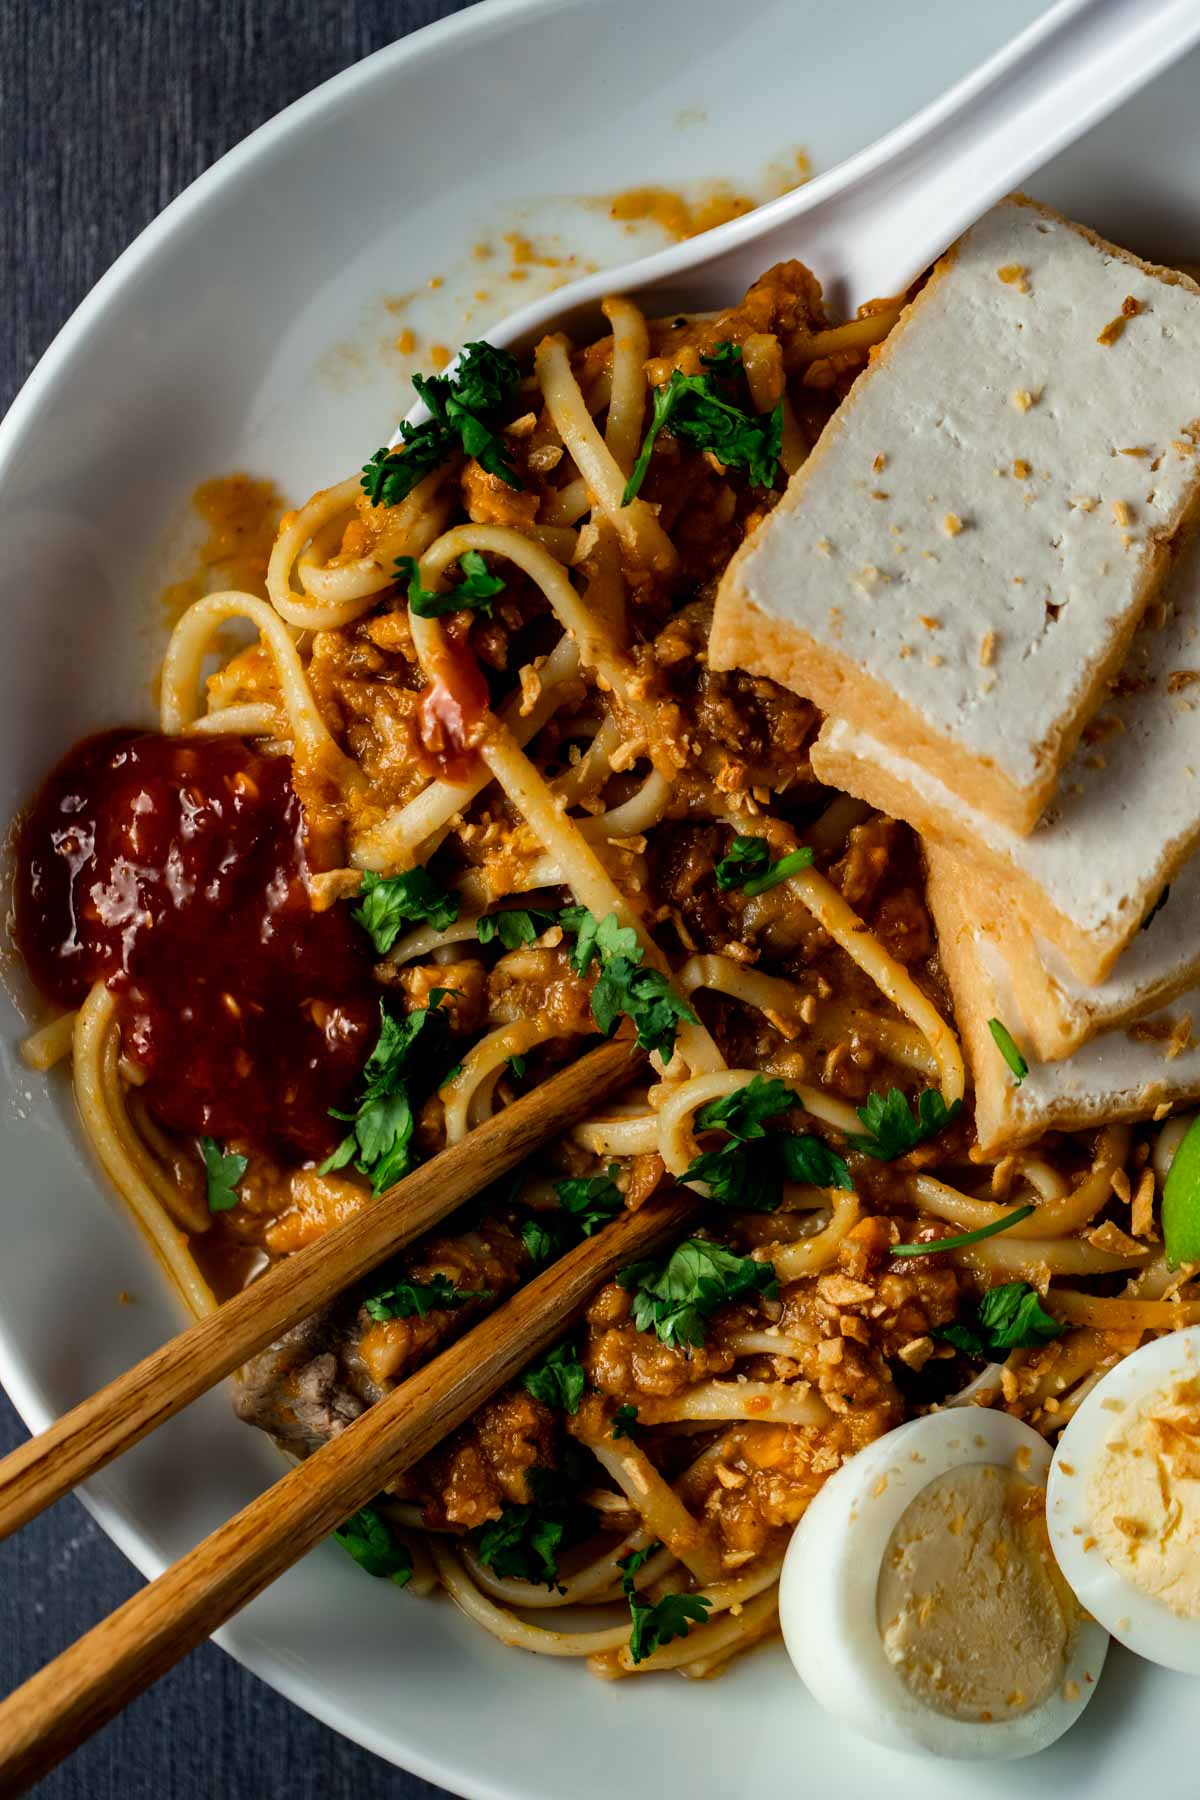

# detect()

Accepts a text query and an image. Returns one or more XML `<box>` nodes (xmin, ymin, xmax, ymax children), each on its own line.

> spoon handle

<box><xmin>753</xmin><ymin>0</ymin><xmax>1200</xmax><ymax>309</ymax></box>
<box><xmin>460</xmin><ymin>0</ymin><xmax>1200</xmax><ymax>369</ymax></box>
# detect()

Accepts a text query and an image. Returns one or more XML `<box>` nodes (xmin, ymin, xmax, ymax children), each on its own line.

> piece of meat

<box><xmin>357</xmin><ymin>1215</ymin><xmax>530</xmax><ymax>1386</ymax></box>
<box><xmin>407</xmin><ymin>1388</ymin><xmax>557</xmax><ymax>1530</ymax></box>
<box><xmin>388</xmin><ymin>958</ymin><xmax>488</xmax><ymax>1034</ymax></box>
<box><xmin>232</xmin><ymin>1301</ymin><xmax>384</xmax><ymax>1455</ymax></box>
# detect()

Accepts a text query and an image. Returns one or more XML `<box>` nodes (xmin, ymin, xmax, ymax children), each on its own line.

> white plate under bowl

<box><xmin>3</xmin><ymin>2</ymin><xmax>1200</xmax><ymax>1795</ymax></box>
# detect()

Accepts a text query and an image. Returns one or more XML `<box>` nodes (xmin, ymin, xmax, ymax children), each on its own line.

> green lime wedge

<box><xmin>1162</xmin><ymin>1115</ymin><xmax>1200</xmax><ymax>1268</ymax></box>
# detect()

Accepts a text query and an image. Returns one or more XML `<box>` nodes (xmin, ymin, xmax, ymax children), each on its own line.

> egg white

<box><xmin>1049</xmin><ymin>1325</ymin><xmax>1200</xmax><ymax>1674</ymax></box>
<box><xmin>779</xmin><ymin>1408</ymin><xmax>1108</xmax><ymax>1760</ymax></box>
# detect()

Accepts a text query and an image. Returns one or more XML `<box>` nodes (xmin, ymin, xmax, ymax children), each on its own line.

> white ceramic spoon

<box><xmin>411</xmin><ymin>0</ymin><xmax>1200</xmax><ymax>384</ymax></box>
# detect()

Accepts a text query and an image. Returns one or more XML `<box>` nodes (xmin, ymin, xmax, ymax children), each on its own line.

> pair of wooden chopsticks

<box><xmin>0</xmin><ymin>1039</ymin><xmax>696</xmax><ymax>1793</ymax></box>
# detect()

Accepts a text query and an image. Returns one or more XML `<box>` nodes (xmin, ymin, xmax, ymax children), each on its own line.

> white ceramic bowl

<box><xmin>5</xmin><ymin>3</ymin><xmax>1200</xmax><ymax>1794</ymax></box>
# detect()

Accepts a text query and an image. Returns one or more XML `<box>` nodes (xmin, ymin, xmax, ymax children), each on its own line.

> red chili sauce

<box><xmin>416</xmin><ymin>623</ymin><xmax>491</xmax><ymax>784</ymax></box>
<box><xmin>14</xmin><ymin>731</ymin><xmax>377</xmax><ymax>1161</ymax></box>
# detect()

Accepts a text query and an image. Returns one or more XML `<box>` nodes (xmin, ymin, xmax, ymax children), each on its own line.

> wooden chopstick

<box><xmin>0</xmin><ymin>1038</ymin><xmax>642</xmax><ymax>1542</ymax></box>
<box><xmin>0</xmin><ymin>1187</ymin><xmax>697</xmax><ymax>1794</ymax></box>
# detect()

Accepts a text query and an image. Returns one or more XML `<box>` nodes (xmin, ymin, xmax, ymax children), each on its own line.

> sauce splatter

<box><xmin>159</xmin><ymin>475</ymin><xmax>284</xmax><ymax>623</ymax></box>
<box><xmin>14</xmin><ymin>731</ymin><xmax>376</xmax><ymax>1160</ymax></box>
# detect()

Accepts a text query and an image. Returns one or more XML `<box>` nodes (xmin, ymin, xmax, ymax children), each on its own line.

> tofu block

<box><xmin>711</xmin><ymin>196</ymin><xmax>1200</xmax><ymax>834</ymax></box>
<box><xmin>926</xmin><ymin>851</ymin><xmax>1200</xmax><ymax>1155</ymax></box>
<box><xmin>924</xmin><ymin>843</ymin><xmax>1200</xmax><ymax>1063</ymax></box>
<box><xmin>812</xmin><ymin>520</ymin><xmax>1200</xmax><ymax>982</ymax></box>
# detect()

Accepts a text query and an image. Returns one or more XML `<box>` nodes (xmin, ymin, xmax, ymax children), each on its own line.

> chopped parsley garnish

<box><xmin>617</xmin><ymin>1238</ymin><xmax>778</xmax><ymax>1351</ymax></box>
<box><xmin>333</xmin><ymin>1503</ymin><xmax>413</xmax><ymax>1588</ymax></box>
<box><xmin>987</xmin><ymin>1018</ymin><xmax>1029</xmax><ymax>1085</ymax></box>
<box><xmin>617</xmin><ymin>1546</ymin><xmax>713</xmax><ymax>1664</ymax></box>
<box><xmin>611</xmin><ymin>1403</ymin><xmax>639</xmax><ymax>1439</ymax></box>
<box><xmin>361</xmin><ymin>341</ymin><xmax>523</xmax><ymax>507</ymax></box>
<box><xmin>395</xmin><ymin>549</ymin><xmax>506</xmax><ymax>619</ymax></box>
<box><xmin>715</xmin><ymin>835</ymin><xmax>770</xmax><ymax>891</ymax></box>
<box><xmin>621</xmin><ymin>342</ymin><xmax>782</xmax><ymax>504</ymax></box>
<box><xmin>352</xmin><ymin>867</ymin><xmax>460</xmax><ymax>954</ymax></box>
<box><xmin>362</xmin><ymin>1270</ymin><xmax>493</xmax><ymax>1323</ymax></box>
<box><xmin>320</xmin><ymin>995</ymin><xmax>454</xmax><ymax>1193</ymax></box>
<box><xmin>472</xmin><ymin>1469</ymin><xmax>575</xmax><ymax>1588</ymax></box>
<box><xmin>682</xmin><ymin>1076</ymin><xmax>851</xmax><ymax>1210</ymax></box>
<box><xmin>560</xmin><ymin>907</ymin><xmax>696</xmax><ymax>1062</ymax></box>
<box><xmin>519</xmin><ymin>1168</ymin><xmax>624</xmax><ymax>1270</ymax></box>
<box><xmin>476</xmin><ymin>907</ymin><xmax>557</xmax><ymax>950</ymax></box>
<box><xmin>891</xmin><ymin>1203</ymin><xmax>1035</xmax><ymax>1259</ymax></box>
<box><xmin>520</xmin><ymin>1217</ymin><xmax>559</xmax><ymax>1269</ymax></box>
<box><xmin>1163</xmin><ymin>1114</ymin><xmax>1200</xmax><ymax>1268</ymax></box>
<box><xmin>475</xmin><ymin>1502</ymin><xmax>566</xmax><ymax>1589</ymax></box>
<box><xmin>846</xmin><ymin>1087</ymin><xmax>962</xmax><ymax>1161</ymax></box>
<box><xmin>522</xmin><ymin>1339</ymin><xmax>586</xmax><ymax>1415</ymax></box>
<box><xmin>555</xmin><ymin>1167</ymin><xmax>624</xmax><ymax>1235</ymax></box>
<box><xmin>508</xmin><ymin>1054</ymin><xmax>527</xmax><ymax>1081</ymax></box>
<box><xmin>777</xmin><ymin>1135</ymin><xmax>855</xmax><ymax>1189</ymax></box>
<box><xmin>713</xmin><ymin>834</ymin><xmax>814</xmax><ymax>898</ymax></box>
<box><xmin>694</xmin><ymin>1076</ymin><xmax>796</xmax><ymax>1140</ymax></box>
<box><xmin>562</xmin><ymin>907</ymin><xmax>640</xmax><ymax>973</ymax></box>
<box><xmin>741</xmin><ymin>847</ymin><xmax>815</xmax><ymax>898</ymax></box>
<box><xmin>936</xmin><ymin>1281</ymin><xmax>1066</xmax><ymax>1358</ymax></box>
<box><xmin>199</xmin><ymin>1138</ymin><xmax>247</xmax><ymax>1213</ymax></box>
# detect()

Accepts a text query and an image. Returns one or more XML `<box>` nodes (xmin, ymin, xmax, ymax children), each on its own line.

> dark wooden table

<box><xmin>0</xmin><ymin>4</ymin><xmax>477</xmax><ymax>1793</ymax></box>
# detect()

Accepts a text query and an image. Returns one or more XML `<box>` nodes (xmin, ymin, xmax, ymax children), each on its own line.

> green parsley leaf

<box><xmin>333</xmin><ymin>1503</ymin><xmax>413</xmax><ymax>1587</ymax></box>
<box><xmin>699</xmin><ymin>342</ymin><xmax>744</xmax><ymax>380</ymax></box>
<box><xmin>695</xmin><ymin>1076</ymin><xmax>796</xmax><ymax>1140</ymax></box>
<box><xmin>714</xmin><ymin>835</ymin><xmax>771</xmax><ymax>891</ymax></box>
<box><xmin>520</xmin><ymin>1216</ymin><xmax>561</xmax><ymax>1269</ymax></box>
<box><xmin>555</xmin><ymin>1167</ymin><xmax>624</xmax><ymax>1236</ymax></box>
<box><xmin>1163</xmin><ymin>1114</ymin><xmax>1200</xmax><ymax>1268</ymax></box>
<box><xmin>522</xmin><ymin>1339</ymin><xmax>586</xmax><ymax>1415</ymax></box>
<box><xmin>891</xmin><ymin>1203</ymin><xmax>1035</xmax><ymax>1259</ymax></box>
<box><xmin>320</xmin><ymin>998</ymin><xmax>454</xmax><ymax>1193</ymax></box>
<box><xmin>362</xmin><ymin>1270</ymin><xmax>493</xmax><ymax>1323</ymax></box>
<box><xmin>617</xmin><ymin>1238</ymin><xmax>778</xmax><ymax>1351</ymax></box>
<box><xmin>474</xmin><ymin>1502</ymin><xmax>566</xmax><ymax>1589</ymax></box>
<box><xmin>740</xmin><ymin>846</ymin><xmax>815</xmax><ymax>898</ymax></box>
<box><xmin>936</xmin><ymin>1281</ymin><xmax>1066</xmax><ymax>1358</ymax></box>
<box><xmin>616</xmin><ymin>1542</ymin><xmax>660</xmax><ymax>1585</ymax></box>
<box><xmin>611</xmin><ymin>1403</ymin><xmax>639</xmax><ymax>1440</ymax></box>
<box><xmin>518</xmin><ymin>1168</ymin><xmax>623</xmax><ymax>1271</ymax></box>
<box><xmin>593</xmin><ymin>960</ymin><xmax>696</xmax><ymax>1061</ymax></box>
<box><xmin>617</xmin><ymin>1541</ymin><xmax>711</xmax><ymax>1663</ymax></box>
<box><xmin>395</xmin><ymin>549</ymin><xmax>506</xmax><ymax>620</ymax></box>
<box><xmin>683</xmin><ymin>1077</ymin><xmax>851</xmax><ymax>1210</ymax></box>
<box><xmin>560</xmin><ymin>908</ymin><xmax>696</xmax><ymax>1062</ymax></box>
<box><xmin>622</xmin><ymin>343</ymin><xmax>782</xmax><ymax>504</ymax></box>
<box><xmin>476</xmin><ymin>907</ymin><xmax>557</xmax><ymax>950</ymax></box>
<box><xmin>627</xmin><ymin>1588</ymin><xmax>713</xmax><ymax>1664</ymax></box>
<box><xmin>199</xmin><ymin>1137</ymin><xmax>247</xmax><ymax>1213</ymax></box>
<box><xmin>508</xmin><ymin>1054</ymin><xmax>527</xmax><ymax>1081</ymax></box>
<box><xmin>361</xmin><ymin>342</ymin><xmax>523</xmax><ymax>508</ymax></box>
<box><xmin>846</xmin><ymin>1088</ymin><xmax>963</xmax><ymax>1161</ymax></box>
<box><xmin>352</xmin><ymin>867</ymin><xmax>460</xmax><ymax>953</ymax></box>
<box><xmin>987</xmin><ymin>1018</ymin><xmax>1029</xmax><ymax>1085</ymax></box>
<box><xmin>777</xmin><ymin>1134</ymin><xmax>854</xmax><ymax>1191</ymax></box>
<box><xmin>562</xmin><ymin>908</ymin><xmax>639</xmax><ymax>975</ymax></box>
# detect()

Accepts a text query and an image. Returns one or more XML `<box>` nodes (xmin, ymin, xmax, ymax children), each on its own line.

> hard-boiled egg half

<box><xmin>1048</xmin><ymin>1324</ymin><xmax>1200</xmax><ymax>1674</ymax></box>
<box><xmin>779</xmin><ymin>1408</ymin><xmax>1108</xmax><ymax>1760</ymax></box>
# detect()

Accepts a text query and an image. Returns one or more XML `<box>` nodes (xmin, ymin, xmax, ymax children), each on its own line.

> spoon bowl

<box><xmin>432</xmin><ymin>0</ymin><xmax>1200</xmax><ymax>374</ymax></box>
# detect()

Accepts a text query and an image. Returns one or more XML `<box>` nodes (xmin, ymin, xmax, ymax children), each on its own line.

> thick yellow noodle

<box><xmin>72</xmin><ymin>984</ymin><xmax>216</xmax><ymax>1319</ymax></box>
<box><xmin>534</xmin><ymin>334</ymin><xmax>678</xmax><ymax>571</ymax></box>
